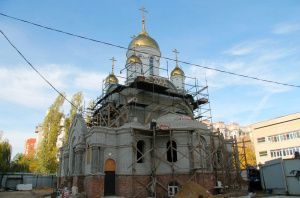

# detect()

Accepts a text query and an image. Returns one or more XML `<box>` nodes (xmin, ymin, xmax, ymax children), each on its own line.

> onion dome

<box><xmin>171</xmin><ymin>66</ymin><xmax>185</xmax><ymax>77</ymax></box>
<box><xmin>106</xmin><ymin>57</ymin><xmax>118</xmax><ymax>84</ymax></box>
<box><xmin>126</xmin><ymin>54</ymin><xmax>142</xmax><ymax>64</ymax></box>
<box><xmin>106</xmin><ymin>74</ymin><xmax>118</xmax><ymax>83</ymax></box>
<box><xmin>128</xmin><ymin>35</ymin><xmax>160</xmax><ymax>50</ymax></box>
<box><xmin>170</xmin><ymin>49</ymin><xmax>184</xmax><ymax>77</ymax></box>
<box><xmin>128</xmin><ymin>7</ymin><xmax>160</xmax><ymax>50</ymax></box>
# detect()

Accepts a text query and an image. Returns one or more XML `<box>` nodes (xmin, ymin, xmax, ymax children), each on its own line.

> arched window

<box><xmin>137</xmin><ymin>140</ymin><xmax>145</xmax><ymax>163</ymax></box>
<box><xmin>149</xmin><ymin>57</ymin><xmax>153</xmax><ymax>75</ymax></box>
<box><xmin>167</xmin><ymin>140</ymin><xmax>177</xmax><ymax>162</ymax></box>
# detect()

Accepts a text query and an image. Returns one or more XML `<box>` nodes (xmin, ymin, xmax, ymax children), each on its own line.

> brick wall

<box><xmin>59</xmin><ymin>173</ymin><xmax>215</xmax><ymax>197</ymax></box>
<box><xmin>116</xmin><ymin>175</ymin><xmax>151</xmax><ymax>197</ymax></box>
<box><xmin>83</xmin><ymin>175</ymin><xmax>104</xmax><ymax>198</ymax></box>
<box><xmin>73</xmin><ymin>176</ymin><xmax>85</xmax><ymax>192</ymax></box>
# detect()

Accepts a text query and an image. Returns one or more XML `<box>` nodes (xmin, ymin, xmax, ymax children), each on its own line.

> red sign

<box><xmin>127</xmin><ymin>97</ymin><xmax>138</xmax><ymax>103</ymax></box>
<box><xmin>159</xmin><ymin>125</ymin><xmax>170</xmax><ymax>130</ymax></box>
<box><xmin>181</xmin><ymin>116</ymin><xmax>192</xmax><ymax>120</ymax></box>
<box><xmin>200</xmin><ymin>98</ymin><xmax>208</xmax><ymax>102</ymax></box>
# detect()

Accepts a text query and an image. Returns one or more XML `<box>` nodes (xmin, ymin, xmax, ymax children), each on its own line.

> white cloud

<box><xmin>245</xmin><ymin>94</ymin><xmax>272</xmax><ymax>124</ymax></box>
<box><xmin>223</xmin><ymin>40</ymin><xmax>271</xmax><ymax>56</ymax></box>
<box><xmin>3</xmin><ymin>130</ymin><xmax>34</xmax><ymax>158</ymax></box>
<box><xmin>272</xmin><ymin>22</ymin><xmax>300</xmax><ymax>35</ymax></box>
<box><xmin>0</xmin><ymin>64</ymin><xmax>109</xmax><ymax>109</ymax></box>
<box><xmin>74</xmin><ymin>72</ymin><xmax>107</xmax><ymax>90</ymax></box>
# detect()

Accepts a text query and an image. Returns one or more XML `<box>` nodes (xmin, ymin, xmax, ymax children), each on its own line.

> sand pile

<box><xmin>174</xmin><ymin>181</ymin><xmax>215</xmax><ymax>198</ymax></box>
<box><xmin>34</xmin><ymin>186</ymin><xmax>53</xmax><ymax>190</ymax></box>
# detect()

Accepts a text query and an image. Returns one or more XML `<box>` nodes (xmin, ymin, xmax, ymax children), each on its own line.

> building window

<box><xmin>259</xmin><ymin>151</ymin><xmax>268</xmax><ymax>157</ymax></box>
<box><xmin>168</xmin><ymin>182</ymin><xmax>179</xmax><ymax>197</ymax></box>
<box><xmin>87</xmin><ymin>146</ymin><xmax>91</xmax><ymax>165</ymax></box>
<box><xmin>268</xmin><ymin>130</ymin><xmax>300</xmax><ymax>143</ymax></box>
<box><xmin>167</xmin><ymin>141</ymin><xmax>177</xmax><ymax>162</ymax></box>
<box><xmin>257</xmin><ymin>137</ymin><xmax>265</xmax><ymax>144</ymax></box>
<box><xmin>137</xmin><ymin>140</ymin><xmax>145</xmax><ymax>163</ymax></box>
<box><xmin>270</xmin><ymin>146</ymin><xmax>300</xmax><ymax>158</ymax></box>
<box><xmin>149</xmin><ymin>57</ymin><xmax>153</xmax><ymax>75</ymax></box>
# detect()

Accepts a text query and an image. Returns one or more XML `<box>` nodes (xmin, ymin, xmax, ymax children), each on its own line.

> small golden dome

<box><xmin>171</xmin><ymin>67</ymin><xmax>184</xmax><ymax>77</ymax></box>
<box><xmin>128</xmin><ymin>34</ymin><xmax>160</xmax><ymax>50</ymax></box>
<box><xmin>106</xmin><ymin>74</ymin><xmax>118</xmax><ymax>84</ymax></box>
<box><xmin>126</xmin><ymin>54</ymin><xmax>142</xmax><ymax>64</ymax></box>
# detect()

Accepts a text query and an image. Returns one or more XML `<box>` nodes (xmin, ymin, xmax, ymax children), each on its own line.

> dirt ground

<box><xmin>0</xmin><ymin>187</ymin><xmax>53</xmax><ymax>198</ymax></box>
<box><xmin>216</xmin><ymin>189</ymin><xmax>291</xmax><ymax>198</ymax></box>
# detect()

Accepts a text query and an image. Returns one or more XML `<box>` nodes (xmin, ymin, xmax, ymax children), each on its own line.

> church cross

<box><xmin>130</xmin><ymin>35</ymin><xmax>136</xmax><ymax>40</ymax></box>
<box><xmin>109</xmin><ymin>57</ymin><xmax>117</xmax><ymax>74</ymax></box>
<box><xmin>139</xmin><ymin>7</ymin><xmax>148</xmax><ymax>21</ymax></box>
<box><xmin>173</xmin><ymin>49</ymin><xmax>179</xmax><ymax>66</ymax></box>
<box><xmin>130</xmin><ymin>35</ymin><xmax>137</xmax><ymax>54</ymax></box>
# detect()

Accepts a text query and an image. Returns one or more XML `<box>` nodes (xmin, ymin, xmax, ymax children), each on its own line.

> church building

<box><xmin>58</xmin><ymin>8</ymin><xmax>237</xmax><ymax>198</ymax></box>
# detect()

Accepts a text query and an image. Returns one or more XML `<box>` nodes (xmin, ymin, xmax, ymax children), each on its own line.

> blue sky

<box><xmin>1</xmin><ymin>0</ymin><xmax>300</xmax><ymax>158</ymax></box>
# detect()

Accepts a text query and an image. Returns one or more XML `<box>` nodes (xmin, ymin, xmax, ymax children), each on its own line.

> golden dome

<box><xmin>106</xmin><ymin>74</ymin><xmax>118</xmax><ymax>84</ymax></box>
<box><xmin>126</xmin><ymin>54</ymin><xmax>142</xmax><ymax>64</ymax></box>
<box><xmin>171</xmin><ymin>66</ymin><xmax>184</xmax><ymax>77</ymax></box>
<box><xmin>128</xmin><ymin>34</ymin><xmax>160</xmax><ymax>50</ymax></box>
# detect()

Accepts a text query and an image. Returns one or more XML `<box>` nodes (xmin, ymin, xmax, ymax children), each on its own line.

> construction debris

<box><xmin>174</xmin><ymin>181</ymin><xmax>215</xmax><ymax>198</ymax></box>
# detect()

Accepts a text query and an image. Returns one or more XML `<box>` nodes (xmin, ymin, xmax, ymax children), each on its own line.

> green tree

<box><xmin>10</xmin><ymin>153</ymin><xmax>30</xmax><ymax>172</ymax></box>
<box><xmin>0</xmin><ymin>138</ymin><xmax>11</xmax><ymax>173</ymax></box>
<box><xmin>10</xmin><ymin>153</ymin><xmax>39</xmax><ymax>173</ymax></box>
<box><xmin>85</xmin><ymin>99</ymin><xmax>95</xmax><ymax>123</ymax></box>
<box><xmin>37</xmin><ymin>94</ymin><xmax>65</xmax><ymax>173</ymax></box>
<box><xmin>238</xmin><ymin>135</ymin><xmax>256</xmax><ymax>169</ymax></box>
<box><xmin>63</xmin><ymin>92</ymin><xmax>84</xmax><ymax>145</ymax></box>
<box><xmin>0</xmin><ymin>134</ymin><xmax>12</xmax><ymax>188</ymax></box>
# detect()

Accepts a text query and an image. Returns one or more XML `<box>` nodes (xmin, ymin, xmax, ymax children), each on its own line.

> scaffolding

<box><xmin>87</xmin><ymin>63</ymin><xmax>212</xmax><ymax>127</ymax></box>
<box><xmin>83</xmin><ymin>63</ymin><xmax>246</xmax><ymax>197</ymax></box>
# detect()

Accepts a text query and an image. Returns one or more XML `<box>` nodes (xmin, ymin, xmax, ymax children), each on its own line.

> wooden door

<box><xmin>104</xmin><ymin>159</ymin><xmax>115</xmax><ymax>196</ymax></box>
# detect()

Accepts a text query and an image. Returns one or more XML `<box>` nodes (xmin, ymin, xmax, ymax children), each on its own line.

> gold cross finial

<box><xmin>130</xmin><ymin>35</ymin><xmax>137</xmax><ymax>54</ymax></box>
<box><xmin>173</xmin><ymin>49</ymin><xmax>179</xmax><ymax>67</ymax></box>
<box><xmin>109</xmin><ymin>57</ymin><xmax>117</xmax><ymax>74</ymax></box>
<box><xmin>139</xmin><ymin>7</ymin><xmax>148</xmax><ymax>21</ymax></box>
<box><xmin>139</xmin><ymin>7</ymin><xmax>149</xmax><ymax>36</ymax></box>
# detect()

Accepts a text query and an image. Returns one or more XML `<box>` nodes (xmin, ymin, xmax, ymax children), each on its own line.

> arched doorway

<box><xmin>104</xmin><ymin>159</ymin><xmax>115</xmax><ymax>196</ymax></box>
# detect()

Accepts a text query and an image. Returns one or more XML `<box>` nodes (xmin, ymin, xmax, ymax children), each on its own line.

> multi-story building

<box><xmin>35</xmin><ymin>117</ymin><xmax>66</xmax><ymax>155</ymax></box>
<box><xmin>202</xmin><ymin>120</ymin><xmax>251</xmax><ymax>139</ymax></box>
<box><xmin>56</xmin><ymin>117</ymin><xmax>66</xmax><ymax>148</ymax></box>
<box><xmin>23</xmin><ymin>138</ymin><xmax>36</xmax><ymax>157</ymax></box>
<box><xmin>35</xmin><ymin>123</ymin><xmax>44</xmax><ymax>152</ymax></box>
<box><xmin>252</xmin><ymin>112</ymin><xmax>300</xmax><ymax>164</ymax></box>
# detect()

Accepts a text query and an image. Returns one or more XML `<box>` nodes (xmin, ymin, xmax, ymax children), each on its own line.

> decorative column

<box><xmin>75</xmin><ymin>148</ymin><xmax>84</xmax><ymax>175</ymax></box>
<box><xmin>63</xmin><ymin>153</ymin><xmax>69</xmax><ymax>176</ymax></box>
<box><xmin>98</xmin><ymin>147</ymin><xmax>104</xmax><ymax>173</ymax></box>
<box><xmin>91</xmin><ymin>146</ymin><xmax>99</xmax><ymax>173</ymax></box>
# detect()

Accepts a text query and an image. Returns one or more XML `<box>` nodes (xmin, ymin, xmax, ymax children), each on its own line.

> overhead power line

<box><xmin>1</xmin><ymin>12</ymin><xmax>299</xmax><ymax>88</ymax></box>
<box><xmin>0</xmin><ymin>30</ymin><xmax>81</xmax><ymax>111</ymax></box>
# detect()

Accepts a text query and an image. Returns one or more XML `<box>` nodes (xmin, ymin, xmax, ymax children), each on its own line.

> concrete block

<box><xmin>16</xmin><ymin>184</ymin><xmax>32</xmax><ymax>191</ymax></box>
<box><xmin>72</xmin><ymin>186</ymin><xmax>78</xmax><ymax>195</ymax></box>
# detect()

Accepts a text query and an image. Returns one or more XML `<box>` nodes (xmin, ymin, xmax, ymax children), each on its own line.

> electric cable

<box><xmin>1</xmin><ymin>12</ymin><xmax>299</xmax><ymax>88</ymax></box>
<box><xmin>0</xmin><ymin>30</ymin><xmax>81</xmax><ymax>111</ymax></box>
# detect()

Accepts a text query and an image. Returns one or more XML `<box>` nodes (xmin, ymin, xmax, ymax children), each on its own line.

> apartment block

<box><xmin>252</xmin><ymin>112</ymin><xmax>300</xmax><ymax>164</ymax></box>
<box><xmin>23</xmin><ymin>138</ymin><xmax>36</xmax><ymax>157</ymax></box>
<box><xmin>202</xmin><ymin>120</ymin><xmax>251</xmax><ymax>139</ymax></box>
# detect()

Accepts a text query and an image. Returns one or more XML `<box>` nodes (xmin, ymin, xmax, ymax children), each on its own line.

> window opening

<box><xmin>257</xmin><ymin>137</ymin><xmax>266</xmax><ymax>144</ymax></box>
<box><xmin>168</xmin><ymin>182</ymin><xmax>179</xmax><ymax>197</ymax></box>
<box><xmin>167</xmin><ymin>140</ymin><xmax>177</xmax><ymax>162</ymax></box>
<box><xmin>87</xmin><ymin>146</ymin><xmax>91</xmax><ymax>164</ymax></box>
<box><xmin>137</xmin><ymin>140</ymin><xmax>145</xmax><ymax>163</ymax></box>
<box><xmin>149</xmin><ymin>57</ymin><xmax>153</xmax><ymax>75</ymax></box>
